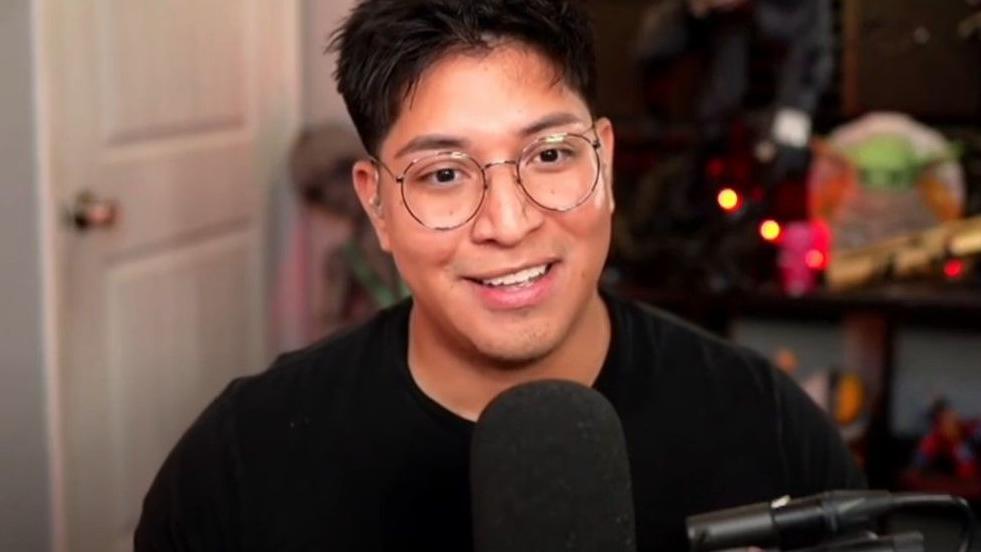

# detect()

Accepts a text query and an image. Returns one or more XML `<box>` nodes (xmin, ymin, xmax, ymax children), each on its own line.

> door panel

<box><xmin>100</xmin><ymin>141</ymin><xmax>256</xmax><ymax>254</ymax></box>
<box><xmin>98</xmin><ymin>0</ymin><xmax>248</xmax><ymax>143</ymax></box>
<box><xmin>42</xmin><ymin>0</ymin><xmax>298</xmax><ymax>549</ymax></box>
<box><xmin>106</xmin><ymin>231</ymin><xmax>256</xmax><ymax>533</ymax></box>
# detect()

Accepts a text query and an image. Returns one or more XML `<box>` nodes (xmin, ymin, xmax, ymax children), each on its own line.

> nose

<box><xmin>470</xmin><ymin>161</ymin><xmax>545</xmax><ymax>246</ymax></box>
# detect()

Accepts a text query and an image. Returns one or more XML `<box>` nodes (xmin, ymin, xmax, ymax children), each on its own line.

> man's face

<box><xmin>353</xmin><ymin>43</ymin><xmax>615</xmax><ymax>365</ymax></box>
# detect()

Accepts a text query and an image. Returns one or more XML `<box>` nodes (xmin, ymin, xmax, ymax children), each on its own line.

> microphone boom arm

<box><xmin>686</xmin><ymin>491</ymin><xmax>975</xmax><ymax>552</ymax></box>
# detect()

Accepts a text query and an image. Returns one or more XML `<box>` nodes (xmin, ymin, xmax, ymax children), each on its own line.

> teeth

<box><xmin>481</xmin><ymin>264</ymin><xmax>549</xmax><ymax>287</ymax></box>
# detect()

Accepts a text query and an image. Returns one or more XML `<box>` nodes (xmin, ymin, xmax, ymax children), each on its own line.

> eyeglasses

<box><xmin>372</xmin><ymin>129</ymin><xmax>602</xmax><ymax>231</ymax></box>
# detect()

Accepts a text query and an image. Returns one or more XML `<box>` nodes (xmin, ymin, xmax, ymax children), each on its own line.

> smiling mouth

<box><xmin>468</xmin><ymin>263</ymin><xmax>555</xmax><ymax>289</ymax></box>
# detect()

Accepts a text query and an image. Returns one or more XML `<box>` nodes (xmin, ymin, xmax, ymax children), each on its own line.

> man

<box><xmin>136</xmin><ymin>1</ymin><xmax>864</xmax><ymax>550</ymax></box>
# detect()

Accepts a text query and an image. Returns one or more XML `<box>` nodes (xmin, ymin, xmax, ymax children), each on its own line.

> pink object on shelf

<box><xmin>778</xmin><ymin>220</ymin><xmax>832</xmax><ymax>296</ymax></box>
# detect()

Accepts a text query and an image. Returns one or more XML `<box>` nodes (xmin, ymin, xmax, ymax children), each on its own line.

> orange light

<box><xmin>805</xmin><ymin>249</ymin><xmax>826</xmax><ymax>270</ymax></box>
<box><xmin>759</xmin><ymin>219</ymin><xmax>782</xmax><ymax>242</ymax></box>
<box><xmin>717</xmin><ymin>188</ymin><xmax>740</xmax><ymax>212</ymax></box>
<box><xmin>944</xmin><ymin>259</ymin><xmax>965</xmax><ymax>279</ymax></box>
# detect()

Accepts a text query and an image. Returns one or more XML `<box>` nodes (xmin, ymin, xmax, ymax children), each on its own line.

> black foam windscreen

<box><xmin>470</xmin><ymin>379</ymin><xmax>637</xmax><ymax>552</ymax></box>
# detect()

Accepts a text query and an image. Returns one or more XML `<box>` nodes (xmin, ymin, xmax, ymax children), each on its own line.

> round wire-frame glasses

<box><xmin>372</xmin><ymin>128</ymin><xmax>602</xmax><ymax>231</ymax></box>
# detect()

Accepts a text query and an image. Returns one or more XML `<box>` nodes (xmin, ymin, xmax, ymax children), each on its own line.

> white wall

<box><xmin>0</xmin><ymin>0</ymin><xmax>53</xmax><ymax>550</ymax></box>
<box><xmin>302</xmin><ymin>0</ymin><xmax>358</xmax><ymax>126</ymax></box>
<box><xmin>891</xmin><ymin>328</ymin><xmax>981</xmax><ymax>435</ymax></box>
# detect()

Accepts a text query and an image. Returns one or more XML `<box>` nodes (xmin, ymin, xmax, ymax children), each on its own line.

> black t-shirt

<box><xmin>136</xmin><ymin>292</ymin><xmax>865</xmax><ymax>551</ymax></box>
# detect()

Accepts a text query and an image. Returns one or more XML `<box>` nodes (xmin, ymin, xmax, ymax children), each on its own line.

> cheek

<box><xmin>569</xmin><ymin>192</ymin><xmax>613</xmax><ymax>240</ymax></box>
<box><xmin>583</xmin><ymin>172</ymin><xmax>615</xmax><ymax>215</ymax></box>
<box><xmin>388</xmin><ymin>217</ymin><xmax>461</xmax><ymax>284</ymax></box>
<box><xmin>560</xmin><ymin>205</ymin><xmax>612</xmax><ymax>274</ymax></box>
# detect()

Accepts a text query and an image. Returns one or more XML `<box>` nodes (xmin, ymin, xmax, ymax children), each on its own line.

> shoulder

<box><xmin>222</xmin><ymin>299</ymin><xmax>410</xmax><ymax>428</ymax></box>
<box><xmin>164</xmin><ymin>297</ymin><xmax>409</xmax><ymax>473</ymax></box>
<box><xmin>604</xmin><ymin>291</ymin><xmax>865</xmax><ymax>492</ymax></box>
<box><xmin>136</xmin><ymin>301</ymin><xmax>412</xmax><ymax>546</ymax></box>
<box><xmin>605</xmin><ymin>291</ymin><xmax>777</xmax><ymax>400</ymax></box>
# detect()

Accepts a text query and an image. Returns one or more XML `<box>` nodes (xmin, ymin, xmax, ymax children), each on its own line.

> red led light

<box><xmin>944</xmin><ymin>259</ymin><xmax>965</xmax><ymax>279</ymax></box>
<box><xmin>805</xmin><ymin>249</ymin><xmax>826</xmax><ymax>270</ymax></box>
<box><xmin>707</xmin><ymin>159</ymin><xmax>726</xmax><ymax>179</ymax></box>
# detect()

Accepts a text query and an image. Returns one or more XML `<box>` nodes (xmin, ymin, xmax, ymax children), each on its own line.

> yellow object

<box><xmin>919</xmin><ymin>174</ymin><xmax>963</xmax><ymax>222</ymax></box>
<box><xmin>760</xmin><ymin>220</ymin><xmax>782</xmax><ymax>241</ymax></box>
<box><xmin>718</xmin><ymin>188</ymin><xmax>740</xmax><ymax>211</ymax></box>
<box><xmin>834</xmin><ymin>373</ymin><xmax>865</xmax><ymax>426</ymax></box>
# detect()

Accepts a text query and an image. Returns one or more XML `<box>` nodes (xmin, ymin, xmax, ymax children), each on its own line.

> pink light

<box><xmin>805</xmin><ymin>249</ymin><xmax>827</xmax><ymax>270</ymax></box>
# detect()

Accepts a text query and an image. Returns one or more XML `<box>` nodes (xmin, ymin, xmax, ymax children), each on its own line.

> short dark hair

<box><xmin>329</xmin><ymin>0</ymin><xmax>598</xmax><ymax>155</ymax></box>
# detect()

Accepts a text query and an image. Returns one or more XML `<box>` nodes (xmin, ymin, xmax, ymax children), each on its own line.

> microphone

<box><xmin>470</xmin><ymin>379</ymin><xmax>637</xmax><ymax>552</ymax></box>
<box><xmin>687</xmin><ymin>491</ymin><xmax>975</xmax><ymax>552</ymax></box>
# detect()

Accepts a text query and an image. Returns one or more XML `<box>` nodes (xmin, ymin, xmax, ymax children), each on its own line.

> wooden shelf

<box><xmin>620</xmin><ymin>282</ymin><xmax>981</xmax><ymax>329</ymax></box>
<box><xmin>620</xmin><ymin>282</ymin><xmax>981</xmax><ymax>490</ymax></box>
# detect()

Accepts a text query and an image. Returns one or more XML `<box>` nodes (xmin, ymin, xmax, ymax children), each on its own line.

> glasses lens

<box><xmin>402</xmin><ymin>152</ymin><xmax>484</xmax><ymax>230</ymax></box>
<box><xmin>519</xmin><ymin>134</ymin><xmax>599</xmax><ymax>211</ymax></box>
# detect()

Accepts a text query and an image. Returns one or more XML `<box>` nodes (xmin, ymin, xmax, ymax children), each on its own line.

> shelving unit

<box><xmin>620</xmin><ymin>282</ymin><xmax>981</xmax><ymax>492</ymax></box>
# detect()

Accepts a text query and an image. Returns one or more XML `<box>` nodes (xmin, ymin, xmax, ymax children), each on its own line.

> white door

<box><xmin>40</xmin><ymin>1</ymin><xmax>299</xmax><ymax>550</ymax></box>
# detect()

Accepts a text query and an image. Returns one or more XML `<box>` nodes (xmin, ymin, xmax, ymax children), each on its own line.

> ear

<box><xmin>352</xmin><ymin>160</ymin><xmax>392</xmax><ymax>252</ymax></box>
<box><xmin>594</xmin><ymin>117</ymin><xmax>616</xmax><ymax>213</ymax></box>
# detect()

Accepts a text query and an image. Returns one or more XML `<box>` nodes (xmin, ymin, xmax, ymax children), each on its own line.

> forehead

<box><xmin>379</xmin><ymin>43</ymin><xmax>591</xmax><ymax>159</ymax></box>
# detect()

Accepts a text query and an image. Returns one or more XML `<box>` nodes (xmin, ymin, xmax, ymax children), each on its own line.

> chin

<box><xmin>467</xmin><ymin>320</ymin><xmax>561</xmax><ymax>368</ymax></box>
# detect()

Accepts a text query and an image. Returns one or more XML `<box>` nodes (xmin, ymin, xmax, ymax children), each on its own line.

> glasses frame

<box><xmin>372</xmin><ymin>127</ymin><xmax>602</xmax><ymax>231</ymax></box>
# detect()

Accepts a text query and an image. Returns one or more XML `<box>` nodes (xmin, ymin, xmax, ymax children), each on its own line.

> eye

<box><xmin>417</xmin><ymin>166</ymin><xmax>469</xmax><ymax>187</ymax></box>
<box><xmin>420</xmin><ymin>168</ymin><xmax>463</xmax><ymax>186</ymax></box>
<box><xmin>533</xmin><ymin>147</ymin><xmax>575</xmax><ymax>165</ymax></box>
<box><xmin>434</xmin><ymin>168</ymin><xmax>458</xmax><ymax>183</ymax></box>
<box><xmin>538</xmin><ymin>149</ymin><xmax>561</xmax><ymax>163</ymax></box>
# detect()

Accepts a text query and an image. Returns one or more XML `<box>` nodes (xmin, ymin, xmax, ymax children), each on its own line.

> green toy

<box><xmin>809</xmin><ymin>113</ymin><xmax>967</xmax><ymax>252</ymax></box>
<box><xmin>842</xmin><ymin>134</ymin><xmax>961</xmax><ymax>192</ymax></box>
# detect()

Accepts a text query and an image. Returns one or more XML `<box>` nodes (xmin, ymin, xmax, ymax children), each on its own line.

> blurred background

<box><xmin>1</xmin><ymin>0</ymin><xmax>979</xmax><ymax>550</ymax></box>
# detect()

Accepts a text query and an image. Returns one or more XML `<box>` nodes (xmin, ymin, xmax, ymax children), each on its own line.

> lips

<box><xmin>464</xmin><ymin>261</ymin><xmax>559</xmax><ymax>310</ymax></box>
<box><xmin>479</xmin><ymin>264</ymin><xmax>550</xmax><ymax>287</ymax></box>
<box><xmin>465</xmin><ymin>261</ymin><xmax>556</xmax><ymax>288</ymax></box>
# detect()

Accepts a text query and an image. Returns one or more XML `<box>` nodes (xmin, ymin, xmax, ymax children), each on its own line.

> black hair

<box><xmin>328</xmin><ymin>0</ymin><xmax>598</xmax><ymax>155</ymax></box>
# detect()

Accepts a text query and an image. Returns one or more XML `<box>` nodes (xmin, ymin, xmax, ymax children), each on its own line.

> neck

<box><xmin>407</xmin><ymin>291</ymin><xmax>611</xmax><ymax>421</ymax></box>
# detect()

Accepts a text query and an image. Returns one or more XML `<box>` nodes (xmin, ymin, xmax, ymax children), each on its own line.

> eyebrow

<box><xmin>518</xmin><ymin>112</ymin><xmax>587</xmax><ymax>137</ymax></box>
<box><xmin>394</xmin><ymin>135</ymin><xmax>470</xmax><ymax>160</ymax></box>
<box><xmin>392</xmin><ymin>112</ymin><xmax>588</xmax><ymax>160</ymax></box>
